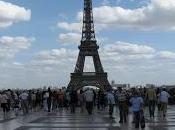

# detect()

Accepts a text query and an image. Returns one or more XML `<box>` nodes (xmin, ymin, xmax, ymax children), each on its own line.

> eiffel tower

<box><xmin>67</xmin><ymin>0</ymin><xmax>111</xmax><ymax>91</ymax></box>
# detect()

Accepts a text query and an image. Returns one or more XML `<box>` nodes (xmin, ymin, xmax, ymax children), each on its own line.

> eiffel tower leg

<box><xmin>93</xmin><ymin>52</ymin><xmax>104</xmax><ymax>73</ymax></box>
<box><xmin>74</xmin><ymin>51</ymin><xmax>85</xmax><ymax>73</ymax></box>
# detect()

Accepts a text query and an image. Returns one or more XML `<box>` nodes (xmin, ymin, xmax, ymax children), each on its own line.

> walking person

<box><xmin>130</xmin><ymin>91</ymin><xmax>145</xmax><ymax>129</ymax></box>
<box><xmin>65</xmin><ymin>91</ymin><xmax>70</xmax><ymax>110</ymax></box>
<box><xmin>19</xmin><ymin>91</ymin><xmax>29</xmax><ymax>114</ymax></box>
<box><xmin>43</xmin><ymin>91</ymin><xmax>49</xmax><ymax>111</ymax></box>
<box><xmin>0</xmin><ymin>91</ymin><xmax>9</xmax><ymax>116</ymax></box>
<box><xmin>79</xmin><ymin>89</ymin><xmax>85</xmax><ymax>113</ymax></box>
<box><xmin>13</xmin><ymin>92</ymin><xmax>20</xmax><ymax>116</ymax></box>
<box><xmin>156</xmin><ymin>88</ymin><xmax>161</xmax><ymax>111</ymax></box>
<box><xmin>97</xmin><ymin>90</ymin><xmax>105</xmax><ymax>110</ymax></box>
<box><xmin>106</xmin><ymin>90</ymin><xmax>115</xmax><ymax>119</ymax></box>
<box><xmin>36</xmin><ymin>90</ymin><xmax>42</xmax><ymax>110</ymax></box>
<box><xmin>145</xmin><ymin>86</ymin><xmax>157</xmax><ymax>118</ymax></box>
<box><xmin>57</xmin><ymin>89</ymin><xmax>64</xmax><ymax>110</ymax></box>
<box><xmin>6</xmin><ymin>89</ymin><xmax>12</xmax><ymax>112</ymax></box>
<box><xmin>117</xmin><ymin>87</ymin><xmax>128</xmax><ymax>123</ymax></box>
<box><xmin>31</xmin><ymin>91</ymin><xmax>36</xmax><ymax>112</ymax></box>
<box><xmin>84</xmin><ymin>88</ymin><xmax>94</xmax><ymax>115</ymax></box>
<box><xmin>47</xmin><ymin>88</ymin><xmax>52</xmax><ymax>112</ymax></box>
<box><xmin>69</xmin><ymin>90</ymin><xmax>78</xmax><ymax>113</ymax></box>
<box><xmin>159</xmin><ymin>88</ymin><xmax>170</xmax><ymax>118</ymax></box>
<box><xmin>52</xmin><ymin>91</ymin><xmax>58</xmax><ymax>110</ymax></box>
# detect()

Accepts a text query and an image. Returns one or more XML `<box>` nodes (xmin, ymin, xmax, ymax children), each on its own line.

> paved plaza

<box><xmin>0</xmin><ymin>106</ymin><xmax>175</xmax><ymax>130</ymax></box>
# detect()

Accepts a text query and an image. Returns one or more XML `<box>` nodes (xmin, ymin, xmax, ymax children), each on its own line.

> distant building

<box><xmin>146</xmin><ymin>84</ymin><xmax>155</xmax><ymax>88</ymax></box>
<box><xmin>111</xmin><ymin>81</ymin><xmax>130</xmax><ymax>89</ymax></box>
<box><xmin>161</xmin><ymin>85</ymin><xmax>175</xmax><ymax>90</ymax></box>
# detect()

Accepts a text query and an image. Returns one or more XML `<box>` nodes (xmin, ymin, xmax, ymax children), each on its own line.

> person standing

<box><xmin>159</xmin><ymin>88</ymin><xmax>170</xmax><ymax>118</ymax></box>
<box><xmin>130</xmin><ymin>91</ymin><xmax>144</xmax><ymax>129</ymax></box>
<box><xmin>145</xmin><ymin>86</ymin><xmax>157</xmax><ymax>118</ymax></box>
<box><xmin>84</xmin><ymin>88</ymin><xmax>94</xmax><ymax>115</ymax></box>
<box><xmin>106</xmin><ymin>90</ymin><xmax>115</xmax><ymax>119</ymax></box>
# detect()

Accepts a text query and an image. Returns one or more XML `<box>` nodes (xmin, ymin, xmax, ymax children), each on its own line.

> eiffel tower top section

<box><xmin>81</xmin><ymin>0</ymin><xmax>97</xmax><ymax>46</ymax></box>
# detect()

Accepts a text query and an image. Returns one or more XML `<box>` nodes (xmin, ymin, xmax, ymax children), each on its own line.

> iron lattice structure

<box><xmin>67</xmin><ymin>0</ymin><xmax>111</xmax><ymax>91</ymax></box>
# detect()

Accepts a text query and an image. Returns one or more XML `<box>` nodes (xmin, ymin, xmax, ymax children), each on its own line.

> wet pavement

<box><xmin>0</xmin><ymin>106</ymin><xmax>175</xmax><ymax>130</ymax></box>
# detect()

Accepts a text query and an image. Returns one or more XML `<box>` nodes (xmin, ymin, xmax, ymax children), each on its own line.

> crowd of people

<box><xmin>0</xmin><ymin>86</ymin><xmax>171</xmax><ymax>129</ymax></box>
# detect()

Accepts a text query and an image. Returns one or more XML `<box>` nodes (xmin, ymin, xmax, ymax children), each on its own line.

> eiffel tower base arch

<box><xmin>67</xmin><ymin>72</ymin><xmax>111</xmax><ymax>91</ymax></box>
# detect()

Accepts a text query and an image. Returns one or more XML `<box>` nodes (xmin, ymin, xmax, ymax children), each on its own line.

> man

<box><xmin>47</xmin><ymin>87</ymin><xmax>52</xmax><ymax>112</ymax></box>
<box><xmin>84</xmin><ymin>88</ymin><xmax>94</xmax><ymax>115</ymax></box>
<box><xmin>79</xmin><ymin>89</ymin><xmax>85</xmax><ymax>113</ymax></box>
<box><xmin>159</xmin><ymin>88</ymin><xmax>170</xmax><ymax>118</ymax></box>
<box><xmin>69</xmin><ymin>90</ymin><xmax>78</xmax><ymax>113</ymax></box>
<box><xmin>0</xmin><ymin>91</ymin><xmax>9</xmax><ymax>115</ymax></box>
<box><xmin>106</xmin><ymin>90</ymin><xmax>115</xmax><ymax>119</ymax></box>
<box><xmin>117</xmin><ymin>87</ymin><xmax>128</xmax><ymax>123</ymax></box>
<box><xmin>145</xmin><ymin>86</ymin><xmax>157</xmax><ymax>118</ymax></box>
<box><xmin>130</xmin><ymin>91</ymin><xmax>144</xmax><ymax>129</ymax></box>
<box><xmin>19</xmin><ymin>91</ymin><xmax>29</xmax><ymax>114</ymax></box>
<box><xmin>57</xmin><ymin>89</ymin><xmax>64</xmax><ymax>109</ymax></box>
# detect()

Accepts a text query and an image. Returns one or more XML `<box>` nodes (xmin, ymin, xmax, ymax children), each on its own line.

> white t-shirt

<box><xmin>44</xmin><ymin>92</ymin><xmax>49</xmax><ymax>99</ymax></box>
<box><xmin>159</xmin><ymin>91</ymin><xmax>170</xmax><ymax>103</ymax></box>
<box><xmin>20</xmin><ymin>92</ymin><xmax>28</xmax><ymax>100</ymax></box>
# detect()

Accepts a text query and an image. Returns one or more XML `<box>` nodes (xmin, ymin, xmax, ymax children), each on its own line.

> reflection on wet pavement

<box><xmin>0</xmin><ymin>106</ymin><xmax>175</xmax><ymax>130</ymax></box>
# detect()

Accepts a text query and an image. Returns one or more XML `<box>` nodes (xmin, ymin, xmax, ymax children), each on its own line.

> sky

<box><xmin>0</xmin><ymin>0</ymin><xmax>175</xmax><ymax>89</ymax></box>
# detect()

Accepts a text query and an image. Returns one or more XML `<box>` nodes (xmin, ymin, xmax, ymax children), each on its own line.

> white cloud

<box><xmin>33</xmin><ymin>42</ymin><xmax>175</xmax><ymax>69</ymax></box>
<box><xmin>0</xmin><ymin>36</ymin><xmax>34</xmax><ymax>60</ymax></box>
<box><xmin>157</xmin><ymin>51</ymin><xmax>175</xmax><ymax>59</ymax></box>
<box><xmin>58</xmin><ymin>33</ymin><xmax>81</xmax><ymax>45</ymax></box>
<box><xmin>35</xmin><ymin>48</ymin><xmax>78</xmax><ymax>63</ymax></box>
<box><xmin>104</xmin><ymin>41</ymin><xmax>155</xmax><ymax>55</ymax></box>
<box><xmin>71</xmin><ymin>0</ymin><xmax>175</xmax><ymax>30</ymax></box>
<box><xmin>57</xmin><ymin>22</ymin><xmax>81</xmax><ymax>32</ymax></box>
<box><xmin>0</xmin><ymin>0</ymin><xmax>31</xmax><ymax>28</ymax></box>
